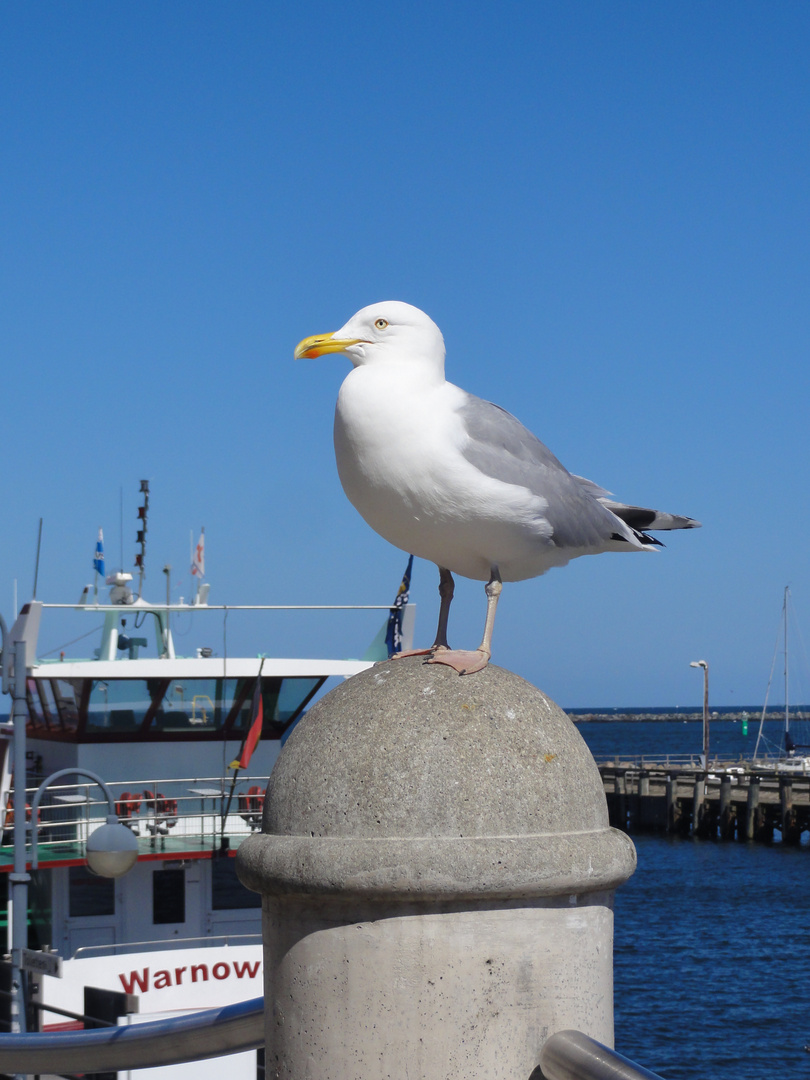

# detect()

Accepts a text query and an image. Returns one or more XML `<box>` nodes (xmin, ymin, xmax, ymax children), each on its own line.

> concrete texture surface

<box><xmin>236</xmin><ymin>656</ymin><xmax>636</xmax><ymax>1079</ymax></box>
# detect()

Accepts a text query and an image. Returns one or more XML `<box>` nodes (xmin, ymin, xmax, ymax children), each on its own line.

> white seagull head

<box><xmin>294</xmin><ymin>300</ymin><xmax>446</xmax><ymax>372</ymax></box>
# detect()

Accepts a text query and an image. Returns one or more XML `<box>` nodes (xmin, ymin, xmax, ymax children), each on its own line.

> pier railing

<box><xmin>592</xmin><ymin>753</ymin><xmax>703</xmax><ymax>770</ymax></box>
<box><xmin>592</xmin><ymin>753</ymin><xmax>808</xmax><ymax>774</ymax></box>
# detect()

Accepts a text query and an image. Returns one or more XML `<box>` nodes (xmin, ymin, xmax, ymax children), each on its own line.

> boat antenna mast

<box><xmin>135</xmin><ymin>480</ymin><xmax>149</xmax><ymax>599</ymax></box>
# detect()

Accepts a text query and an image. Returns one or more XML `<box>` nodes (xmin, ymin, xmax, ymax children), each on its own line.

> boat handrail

<box><xmin>73</xmin><ymin>933</ymin><xmax>262</xmax><ymax>959</ymax></box>
<box><xmin>0</xmin><ymin>776</ymin><xmax>273</xmax><ymax>859</ymax></box>
<box><xmin>539</xmin><ymin>1028</ymin><xmax>665</xmax><ymax>1080</ymax></box>
<box><xmin>40</xmin><ymin>603</ymin><xmax>397</xmax><ymax>611</ymax></box>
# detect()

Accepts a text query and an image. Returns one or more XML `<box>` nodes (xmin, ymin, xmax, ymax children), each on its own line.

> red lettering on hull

<box><xmin>117</xmin><ymin>957</ymin><xmax>261</xmax><ymax>993</ymax></box>
<box><xmin>119</xmin><ymin>969</ymin><xmax>150</xmax><ymax>994</ymax></box>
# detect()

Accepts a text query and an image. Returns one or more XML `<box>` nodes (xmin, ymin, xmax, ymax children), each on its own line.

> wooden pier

<box><xmin>596</xmin><ymin>756</ymin><xmax>810</xmax><ymax>843</ymax></box>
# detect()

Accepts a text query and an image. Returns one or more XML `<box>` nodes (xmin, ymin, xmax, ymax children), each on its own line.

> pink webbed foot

<box><xmin>427</xmin><ymin>648</ymin><xmax>490</xmax><ymax>675</ymax></box>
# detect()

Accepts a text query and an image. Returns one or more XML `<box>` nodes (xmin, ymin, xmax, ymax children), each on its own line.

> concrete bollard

<box><xmin>237</xmin><ymin>657</ymin><xmax>636</xmax><ymax>1080</ymax></box>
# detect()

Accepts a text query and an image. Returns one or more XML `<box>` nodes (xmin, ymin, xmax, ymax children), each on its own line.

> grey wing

<box><xmin>458</xmin><ymin>395</ymin><xmax>629</xmax><ymax>549</ymax></box>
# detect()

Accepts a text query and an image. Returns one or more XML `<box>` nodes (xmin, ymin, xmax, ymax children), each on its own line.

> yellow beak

<box><xmin>293</xmin><ymin>333</ymin><xmax>365</xmax><ymax>360</ymax></box>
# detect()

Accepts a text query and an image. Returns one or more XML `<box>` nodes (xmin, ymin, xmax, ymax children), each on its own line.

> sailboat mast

<box><xmin>784</xmin><ymin>585</ymin><xmax>789</xmax><ymax>740</ymax></box>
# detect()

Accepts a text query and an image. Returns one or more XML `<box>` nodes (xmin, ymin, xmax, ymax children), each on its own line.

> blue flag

<box><xmin>94</xmin><ymin>528</ymin><xmax>105</xmax><ymax>577</ymax></box>
<box><xmin>385</xmin><ymin>555</ymin><xmax>413</xmax><ymax>657</ymax></box>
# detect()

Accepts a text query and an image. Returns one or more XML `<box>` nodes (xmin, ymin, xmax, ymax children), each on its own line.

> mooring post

<box><xmin>744</xmin><ymin>777</ymin><xmax>760</xmax><ymax>841</ymax></box>
<box><xmin>237</xmin><ymin>658</ymin><xmax>636</xmax><ymax>1080</ymax></box>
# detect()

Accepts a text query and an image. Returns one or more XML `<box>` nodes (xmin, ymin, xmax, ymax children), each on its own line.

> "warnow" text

<box><xmin>118</xmin><ymin>959</ymin><xmax>261</xmax><ymax>994</ymax></box>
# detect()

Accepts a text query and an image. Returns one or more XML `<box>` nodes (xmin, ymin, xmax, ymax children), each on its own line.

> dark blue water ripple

<box><xmin>613</xmin><ymin>837</ymin><xmax>810</xmax><ymax>1080</ymax></box>
<box><xmin>575</xmin><ymin>721</ymin><xmax>810</xmax><ymax>1079</ymax></box>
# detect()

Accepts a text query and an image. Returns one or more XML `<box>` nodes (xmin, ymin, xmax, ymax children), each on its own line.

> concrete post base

<box><xmin>237</xmin><ymin>657</ymin><xmax>636</xmax><ymax>1080</ymax></box>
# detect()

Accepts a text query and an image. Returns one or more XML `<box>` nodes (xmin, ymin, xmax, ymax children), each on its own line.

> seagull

<box><xmin>295</xmin><ymin>301</ymin><xmax>701</xmax><ymax>675</ymax></box>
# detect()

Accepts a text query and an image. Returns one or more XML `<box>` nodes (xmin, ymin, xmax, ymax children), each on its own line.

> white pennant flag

<box><xmin>191</xmin><ymin>528</ymin><xmax>205</xmax><ymax>578</ymax></box>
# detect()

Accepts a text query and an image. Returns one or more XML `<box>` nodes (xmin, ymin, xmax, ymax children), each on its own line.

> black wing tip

<box><xmin>610</xmin><ymin>531</ymin><xmax>665</xmax><ymax>548</ymax></box>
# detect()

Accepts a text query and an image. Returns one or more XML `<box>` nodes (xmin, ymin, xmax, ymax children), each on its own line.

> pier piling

<box><xmin>719</xmin><ymin>777</ymin><xmax>735</xmax><ymax>840</ymax></box>
<box><xmin>599</xmin><ymin>762</ymin><xmax>810</xmax><ymax>845</ymax></box>
<box><xmin>744</xmin><ymin>777</ymin><xmax>759</xmax><ymax>841</ymax></box>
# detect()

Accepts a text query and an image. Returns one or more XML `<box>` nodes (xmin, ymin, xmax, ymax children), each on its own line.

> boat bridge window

<box><xmin>86</xmin><ymin>679</ymin><xmax>150</xmax><ymax>732</ymax></box>
<box><xmin>69</xmin><ymin>866</ymin><xmax>115</xmax><ymax>918</ymax></box>
<box><xmin>25</xmin><ymin>675</ymin><xmax>326</xmax><ymax>742</ymax></box>
<box><xmin>152</xmin><ymin>679</ymin><xmax>238</xmax><ymax>733</ymax></box>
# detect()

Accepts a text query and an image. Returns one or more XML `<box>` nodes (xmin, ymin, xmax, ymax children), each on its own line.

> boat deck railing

<box><xmin>0</xmin><ymin>775</ymin><xmax>272</xmax><ymax>867</ymax></box>
<box><xmin>73</xmin><ymin>932</ymin><xmax>262</xmax><ymax>959</ymax></box>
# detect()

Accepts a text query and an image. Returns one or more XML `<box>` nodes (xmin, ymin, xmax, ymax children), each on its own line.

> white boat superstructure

<box><xmin>0</xmin><ymin>515</ymin><xmax>415</xmax><ymax>1079</ymax></box>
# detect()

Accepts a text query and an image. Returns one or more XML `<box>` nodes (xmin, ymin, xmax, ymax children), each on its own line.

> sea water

<box><xmin>576</xmin><ymin>719</ymin><xmax>810</xmax><ymax>1079</ymax></box>
<box><xmin>575</xmin><ymin>714</ymin><xmax>798</xmax><ymax>763</ymax></box>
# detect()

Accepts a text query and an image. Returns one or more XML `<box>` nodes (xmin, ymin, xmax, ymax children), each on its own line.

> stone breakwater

<box><xmin>568</xmin><ymin>710</ymin><xmax>794</xmax><ymax>723</ymax></box>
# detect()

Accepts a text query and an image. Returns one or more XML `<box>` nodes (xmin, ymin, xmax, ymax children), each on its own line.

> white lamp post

<box><xmin>1</xmin><ymin>616</ymin><xmax>139</xmax><ymax>1049</ymax></box>
<box><xmin>690</xmin><ymin>660</ymin><xmax>710</xmax><ymax>769</ymax></box>
<box><xmin>29</xmin><ymin>769</ymin><xmax>139</xmax><ymax>877</ymax></box>
<box><xmin>10</xmin><ymin>767</ymin><xmax>138</xmax><ymax>1047</ymax></box>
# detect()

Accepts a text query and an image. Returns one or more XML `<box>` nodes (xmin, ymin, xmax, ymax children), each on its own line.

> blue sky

<box><xmin>2</xmin><ymin>2</ymin><xmax>809</xmax><ymax>707</ymax></box>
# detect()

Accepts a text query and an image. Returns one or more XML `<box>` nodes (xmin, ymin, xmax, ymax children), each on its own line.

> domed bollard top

<box><xmin>237</xmin><ymin>657</ymin><xmax>636</xmax><ymax>1079</ymax></box>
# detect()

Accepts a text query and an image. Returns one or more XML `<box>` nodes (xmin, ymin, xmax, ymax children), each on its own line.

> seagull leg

<box><xmin>428</xmin><ymin>568</ymin><xmax>502</xmax><ymax>676</ymax></box>
<box><xmin>431</xmin><ymin>566</ymin><xmax>454</xmax><ymax>649</ymax></box>
<box><xmin>393</xmin><ymin>566</ymin><xmax>454</xmax><ymax>659</ymax></box>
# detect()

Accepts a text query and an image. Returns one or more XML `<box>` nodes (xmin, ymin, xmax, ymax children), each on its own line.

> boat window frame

<box><xmin>24</xmin><ymin>673</ymin><xmax>328</xmax><ymax>743</ymax></box>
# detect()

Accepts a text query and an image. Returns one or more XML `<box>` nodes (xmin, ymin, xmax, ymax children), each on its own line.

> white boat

<box><xmin>0</xmin><ymin>496</ymin><xmax>414</xmax><ymax>1078</ymax></box>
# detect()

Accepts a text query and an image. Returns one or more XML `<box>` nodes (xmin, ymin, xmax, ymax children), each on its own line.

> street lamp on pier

<box><xmin>690</xmin><ymin>660</ymin><xmax>710</xmax><ymax>769</ymax></box>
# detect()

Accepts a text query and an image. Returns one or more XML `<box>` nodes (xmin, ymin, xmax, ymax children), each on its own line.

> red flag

<box><xmin>231</xmin><ymin>669</ymin><xmax>264</xmax><ymax>770</ymax></box>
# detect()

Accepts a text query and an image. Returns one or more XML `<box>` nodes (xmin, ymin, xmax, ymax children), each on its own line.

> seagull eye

<box><xmin>374</xmin><ymin>318</ymin><xmax>389</xmax><ymax>330</ymax></box>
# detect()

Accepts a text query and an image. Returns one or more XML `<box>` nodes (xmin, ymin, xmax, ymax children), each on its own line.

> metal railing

<box><xmin>0</xmin><ymin>1019</ymin><xmax>665</xmax><ymax>1077</ymax></box>
<box><xmin>593</xmin><ymin>753</ymin><xmax>810</xmax><ymax>777</ymax></box>
<box><xmin>73</xmin><ymin>932</ymin><xmax>262</xmax><ymax>958</ymax></box>
<box><xmin>539</xmin><ymin>1029</ymin><xmax>665</xmax><ymax>1080</ymax></box>
<box><xmin>0</xmin><ymin>775</ymin><xmax>272</xmax><ymax>858</ymax></box>
<box><xmin>592</xmin><ymin>754</ymin><xmax>702</xmax><ymax>770</ymax></box>
<box><xmin>0</xmin><ymin>995</ymin><xmax>263</xmax><ymax>1073</ymax></box>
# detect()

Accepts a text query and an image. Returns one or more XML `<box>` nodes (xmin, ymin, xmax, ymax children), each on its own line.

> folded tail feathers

<box><xmin>599</xmin><ymin>499</ymin><xmax>701</xmax><ymax>532</ymax></box>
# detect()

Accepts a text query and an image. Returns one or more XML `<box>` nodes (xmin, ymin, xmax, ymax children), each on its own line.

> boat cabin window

<box><xmin>25</xmin><ymin>675</ymin><xmax>326</xmax><ymax>742</ymax></box>
<box><xmin>69</xmin><ymin>866</ymin><xmax>115</xmax><ymax>917</ymax></box>
<box><xmin>86</xmin><ymin>679</ymin><xmax>151</xmax><ymax>732</ymax></box>
<box><xmin>151</xmin><ymin>679</ymin><xmax>239</xmax><ymax>733</ymax></box>
<box><xmin>212</xmin><ymin>857</ymin><xmax>261</xmax><ymax>910</ymax></box>
<box><xmin>153</xmin><ymin>867</ymin><xmax>185</xmax><ymax>924</ymax></box>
